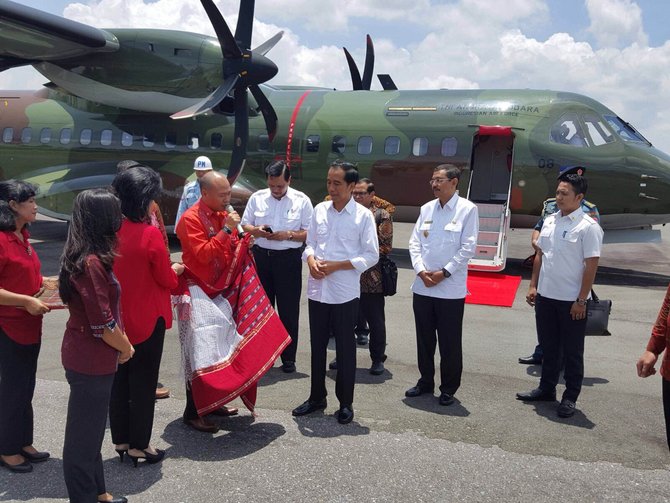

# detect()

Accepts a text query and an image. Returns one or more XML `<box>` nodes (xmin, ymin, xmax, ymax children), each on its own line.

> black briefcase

<box><xmin>585</xmin><ymin>289</ymin><xmax>612</xmax><ymax>336</ymax></box>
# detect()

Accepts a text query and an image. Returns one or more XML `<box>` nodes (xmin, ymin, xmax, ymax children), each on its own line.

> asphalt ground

<box><xmin>1</xmin><ymin>219</ymin><xmax>669</xmax><ymax>502</ymax></box>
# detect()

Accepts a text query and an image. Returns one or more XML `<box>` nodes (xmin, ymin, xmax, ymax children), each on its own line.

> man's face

<box><xmin>327</xmin><ymin>167</ymin><xmax>355</xmax><ymax>205</ymax></box>
<box><xmin>430</xmin><ymin>169</ymin><xmax>458</xmax><ymax>201</ymax></box>
<box><xmin>353</xmin><ymin>182</ymin><xmax>373</xmax><ymax>208</ymax></box>
<box><xmin>195</xmin><ymin>169</ymin><xmax>212</xmax><ymax>179</ymax></box>
<box><xmin>555</xmin><ymin>181</ymin><xmax>583</xmax><ymax>213</ymax></box>
<box><xmin>201</xmin><ymin>177</ymin><xmax>232</xmax><ymax>212</ymax></box>
<box><xmin>267</xmin><ymin>174</ymin><xmax>290</xmax><ymax>200</ymax></box>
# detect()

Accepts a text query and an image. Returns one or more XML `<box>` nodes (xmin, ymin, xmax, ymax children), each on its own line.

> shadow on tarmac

<box><xmin>292</xmin><ymin>416</ymin><xmax>370</xmax><ymax>438</ymax></box>
<box><xmin>401</xmin><ymin>396</ymin><xmax>471</xmax><ymax>417</ymax></box>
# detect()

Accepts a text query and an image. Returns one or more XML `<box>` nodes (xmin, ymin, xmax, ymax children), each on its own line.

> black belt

<box><xmin>252</xmin><ymin>245</ymin><xmax>302</xmax><ymax>256</ymax></box>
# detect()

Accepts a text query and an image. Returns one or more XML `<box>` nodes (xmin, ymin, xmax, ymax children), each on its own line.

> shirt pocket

<box><xmin>441</xmin><ymin>222</ymin><xmax>462</xmax><ymax>244</ymax></box>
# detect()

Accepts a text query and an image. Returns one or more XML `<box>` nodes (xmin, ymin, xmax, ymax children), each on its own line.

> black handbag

<box><xmin>379</xmin><ymin>255</ymin><xmax>398</xmax><ymax>297</ymax></box>
<box><xmin>585</xmin><ymin>289</ymin><xmax>612</xmax><ymax>336</ymax></box>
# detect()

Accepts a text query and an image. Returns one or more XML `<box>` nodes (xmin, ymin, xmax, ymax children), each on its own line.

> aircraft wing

<box><xmin>0</xmin><ymin>0</ymin><xmax>119</xmax><ymax>71</ymax></box>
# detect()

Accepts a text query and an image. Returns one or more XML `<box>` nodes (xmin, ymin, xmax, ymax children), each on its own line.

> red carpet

<box><xmin>465</xmin><ymin>271</ymin><xmax>522</xmax><ymax>307</ymax></box>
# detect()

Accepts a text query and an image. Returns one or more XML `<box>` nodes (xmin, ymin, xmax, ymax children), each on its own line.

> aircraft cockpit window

<box><xmin>441</xmin><ymin>137</ymin><xmax>458</xmax><ymax>157</ymax></box>
<box><xmin>550</xmin><ymin>114</ymin><xmax>588</xmax><ymax>147</ymax></box>
<box><xmin>384</xmin><ymin>136</ymin><xmax>400</xmax><ymax>155</ymax></box>
<box><xmin>306</xmin><ymin>135</ymin><xmax>320</xmax><ymax>153</ymax></box>
<box><xmin>60</xmin><ymin>128</ymin><xmax>72</xmax><ymax>145</ymax></box>
<box><xmin>39</xmin><ymin>128</ymin><xmax>51</xmax><ymax>144</ymax></box>
<box><xmin>258</xmin><ymin>134</ymin><xmax>269</xmax><ymax>151</ymax></box>
<box><xmin>20</xmin><ymin>127</ymin><xmax>32</xmax><ymax>144</ymax></box>
<box><xmin>2</xmin><ymin>127</ymin><xmax>13</xmax><ymax>143</ymax></box>
<box><xmin>121</xmin><ymin>132</ymin><xmax>133</xmax><ymax>147</ymax></box>
<box><xmin>210</xmin><ymin>133</ymin><xmax>223</xmax><ymax>149</ymax></box>
<box><xmin>357</xmin><ymin>136</ymin><xmax>373</xmax><ymax>155</ymax></box>
<box><xmin>100</xmin><ymin>129</ymin><xmax>113</xmax><ymax>146</ymax></box>
<box><xmin>412</xmin><ymin>137</ymin><xmax>428</xmax><ymax>156</ymax></box>
<box><xmin>582</xmin><ymin>115</ymin><xmax>615</xmax><ymax>146</ymax></box>
<box><xmin>80</xmin><ymin>129</ymin><xmax>91</xmax><ymax>146</ymax></box>
<box><xmin>165</xmin><ymin>133</ymin><xmax>177</xmax><ymax>149</ymax></box>
<box><xmin>604</xmin><ymin>115</ymin><xmax>649</xmax><ymax>144</ymax></box>
<box><xmin>143</xmin><ymin>133</ymin><xmax>155</xmax><ymax>147</ymax></box>
<box><xmin>188</xmin><ymin>133</ymin><xmax>200</xmax><ymax>150</ymax></box>
<box><xmin>332</xmin><ymin>135</ymin><xmax>346</xmax><ymax>154</ymax></box>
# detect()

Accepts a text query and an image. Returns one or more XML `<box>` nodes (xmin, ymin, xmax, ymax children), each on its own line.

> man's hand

<box><xmin>636</xmin><ymin>350</ymin><xmax>658</xmax><ymax>377</ymax></box>
<box><xmin>307</xmin><ymin>256</ymin><xmax>326</xmax><ymax>280</ymax></box>
<box><xmin>266</xmin><ymin>230</ymin><xmax>291</xmax><ymax>241</ymax></box>
<box><xmin>251</xmin><ymin>225</ymin><xmax>273</xmax><ymax>239</ymax></box>
<box><xmin>570</xmin><ymin>302</ymin><xmax>587</xmax><ymax>320</ymax></box>
<box><xmin>225</xmin><ymin>210</ymin><xmax>241</xmax><ymax>230</ymax></box>
<box><xmin>418</xmin><ymin>271</ymin><xmax>437</xmax><ymax>288</ymax></box>
<box><xmin>526</xmin><ymin>286</ymin><xmax>537</xmax><ymax>306</ymax></box>
<box><xmin>171</xmin><ymin>263</ymin><xmax>185</xmax><ymax>276</ymax></box>
<box><xmin>119</xmin><ymin>345</ymin><xmax>135</xmax><ymax>364</ymax></box>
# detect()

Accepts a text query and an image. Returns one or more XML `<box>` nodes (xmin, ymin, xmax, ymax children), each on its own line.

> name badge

<box><xmin>420</xmin><ymin>220</ymin><xmax>432</xmax><ymax>237</ymax></box>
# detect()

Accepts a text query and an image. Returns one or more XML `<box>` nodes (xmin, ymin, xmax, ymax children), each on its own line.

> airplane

<box><xmin>1</xmin><ymin>0</ymin><xmax>669</xmax><ymax>271</ymax></box>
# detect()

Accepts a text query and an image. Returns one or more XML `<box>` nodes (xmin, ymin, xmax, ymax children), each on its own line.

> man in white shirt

<box><xmin>517</xmin><ymin>171</ymin><xmax>603</xmax><ymax>418</ymax></box>
<box><xmin>292</xmin><ymin>161</ymin><xmax>379</xmax><ymax>424</ymax></box>
<box><xmin>241</xmin><ymin>160</ymin><xmax>313</xmax><ymax>373</ymax></box>
<box><xmin>405</xmin><ymin>165</ymin><xmax>479</xmax><ymax>406</ymax></box>
<box><xmin>174</xmin><ymin>156</ymin><xmax>214</xmax><ymax>226</ymax></box>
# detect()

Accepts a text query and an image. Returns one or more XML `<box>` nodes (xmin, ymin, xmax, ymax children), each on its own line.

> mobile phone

<box><xmin>264</xmin><ymin>226</ymin><xmax>273</xmax><ymax>233</ymax></box>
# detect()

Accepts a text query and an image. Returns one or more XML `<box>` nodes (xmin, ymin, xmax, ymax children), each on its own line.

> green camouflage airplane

<box><xmin>1</xmin><ymin>0</ymin><xmax>669</xmax><ymax>270</ymax></box>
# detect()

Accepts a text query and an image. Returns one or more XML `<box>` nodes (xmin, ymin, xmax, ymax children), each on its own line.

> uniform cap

<box><xmin>193</xmin><ymin>156</ymin><xmax>213</xmax><ymax>171</ymax></box>
<box><xmin>557</xmin><ymin>165</ymin><xmax>586</xmax><ymax>178</ymax></box>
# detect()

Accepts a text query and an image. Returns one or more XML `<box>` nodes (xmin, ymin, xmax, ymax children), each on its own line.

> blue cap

<box><xmin>557</xmin><ymin>165</ymin><xmax>586</xmax><ymax>179</ymax></box>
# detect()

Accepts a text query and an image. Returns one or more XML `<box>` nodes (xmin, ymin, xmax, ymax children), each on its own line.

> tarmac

<box><xmin>1</xmin><ymin>218</ymin><xmax>669</xmax><ymax>502</ymax></box>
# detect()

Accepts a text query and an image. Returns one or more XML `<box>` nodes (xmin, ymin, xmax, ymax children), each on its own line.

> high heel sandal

<box><xmin>128</xmin><ymin>448</ymin><xmax>165</xmax><ymax>468</ymax></box>
<box><xmin>115</xmin><ymin>449</ymin><xmax>128</xmax><ymax>463</ymax></box>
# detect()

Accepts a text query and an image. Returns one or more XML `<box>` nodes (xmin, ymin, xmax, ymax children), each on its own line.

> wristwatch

<box><xmin>222</xmin><ymin>225</ymin><xmax>232</xmax><ymax>235</ymax></box>
<box><xmin>576</xmin><ymin>298</ymin><xmax>587</xmax><ymax>306</ymax></box>
<box><xmin>442</xmin><ymin>267</ymin><xmax>451</xmax><ymax>278</ymax></box>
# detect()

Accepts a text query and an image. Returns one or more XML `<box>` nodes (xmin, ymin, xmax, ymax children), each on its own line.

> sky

<box><xmin>2</xmin><ymin>0</ymin><xmax>670</xmax><ymax>152</ymax></box>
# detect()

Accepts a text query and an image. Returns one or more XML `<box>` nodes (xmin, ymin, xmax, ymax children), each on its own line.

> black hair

<box><xmin>111</xmin><ymin>166</ymin><xmax>162</xmax><ymax>223</ymax></box>
<box><xmin>358</xmin><ymin>177</ymin><xmax>375</xmax><ymax>193</ymax></box>
<box><xmin>557</xmin><ymin>173</ymin><xmax>588</xmax><ymax>196</ymax></box>
<box><xmin>0</xmin><ymin>179</ymin><xmax>38</xmax><ymax>231</ymax></box>
<box><xmin>329</xmin><ymin>159</ymin><xmax>359</xmax><ymax>184</ymax></box>
<box><xmin>116</xmin><ymin>159</ymin><xmax>144</xmax><ymax>173</ymax></box>
<box><xmin>265</xmin><ymin>160</ymin><xmax>290</xmax><ymax>181</ymax></box>
<box><xmin>58</xmin><ymin>189</ymin><xmax>122</xmax><ymax>303</ymax></box>
<box><xmin>434</xmin><ymin>164</ymin><xmax>461</xmax><ymax>180</ymax></box>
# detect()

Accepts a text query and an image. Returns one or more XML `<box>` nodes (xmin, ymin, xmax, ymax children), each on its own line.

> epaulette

<box><xmin>582</xmin><ymin>200</ymin><xmax>596</xmax><ymax>209</ymax></box>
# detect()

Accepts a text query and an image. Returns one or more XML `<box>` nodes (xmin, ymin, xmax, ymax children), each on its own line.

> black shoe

<box><xmin>114</xmin><ymin>448</ymin><xmax>127</xmax><ymax>463</ymax></box>
<box><xmin>336</xmin><ymin>406</ymin><xmax>354</xmax><ymax>424</ymax></box>
<box><xmin>292</xmin><ymin>399</ymin><xmax>327</xmax><ymax>416</ymax></box>
<box><xmin>369</xmin><ymin>361</ymin><xmax>385</xmax><ymax>375</ymax></box>
<box><xmin>0</xmin><ymin>457</ymin><xmax>33</xmax><ymax>473</ymax></box>
<box><xmin>405</xmin><ymin>385</ymin><xmax>434</xmax><ymax>398</ymax></box>
<box><xmin>97</xmin><ymin>496</ymin><xmax>128</xmax><ymax>503</ymax></box>
<box><xmin>516</xmin><ymin>388</ymin><xmax>556</xmax><ymax>401</ymax></box>
<box><xmin>128</xmin><ymin>448</ymin><xmax>165</xmax><ymax>468</ymax></box>
<box><xmin>281</xmin><ymin>361</ymin><xmax>296</xmax><ymax>373</ymax></box>
<box><xmin>518</xmin><ymin>355</ymin><xmax>543</xmax><ymax>365</ymax></box>
<box><xmin>439</xmin><ymin>392</ymin><xmax>455</xmax><ymax>406</ymax></box>
<box><xmin>557</xmin><ymin>398</ymin><xmax>577</xmax><ymax>418</ymax></box>
<box><xmin>356</xmin><ymin>333</ymin><xmax>369</xmax><ymax>345</ymax></box>
<box><xmin>20</xmin><ymin>449</ymin><xmax>50</xmax><ymax>463</ymax></box>
<box><xmin>328</xmin><ymin>358</ymin><xmax>338</xmax><ymax>370</ymax></box>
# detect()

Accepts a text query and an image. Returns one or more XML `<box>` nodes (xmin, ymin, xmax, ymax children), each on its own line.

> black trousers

<box><xmin>412</xmin><ymin>294</ymin><xmax>465</xmax><ymax>395</ymax></box>
<box><xmin>535</xmin><ymin>294</ymin><xmax>587</xmax><ymax>402</ymax></box>
<box><xmin>0</xmin><ymin>328</ymin><xmax>40</xmax><ymax>456</ymax></box>
<box><xmin>63</xmin><ymin>369</ymin><xmax>114</xmax><ymax>503</ymax></box>
<box><xmin>663</xmin><ymin>378</ymin><xmax>670</xmax><ymax>452</ymax></box>
<box><xmin>359</xmin><ymin>293</ymin><xmax>387</xmax><ymax>363</ymax></box>
<box><xmin>253</xmin><ymin>246</ymin><xmax>302</xmax><ymax>363</ymax></box>
<box><xmin>109</xmin><ymin>317</ymin><xmax>165</xmax><ymax>449</ymax></box>
<box><xmin>308</xmin><ymin>298</ymin><xmax>358</xmax><ymax>407</ymax></box>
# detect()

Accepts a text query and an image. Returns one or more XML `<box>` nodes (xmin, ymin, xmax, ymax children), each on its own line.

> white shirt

<box><xmin>303</xmin><ymin>197</ymin><xmax>379</xmax><ymax>304</ymax></box>
<box><xmin>409</xmin><ymin>194</ymin><xmax>479</xmax><ymax>299</ymax></box>
<box><xmin>537</xmin><ymin>207</ymin><xmax>603</xmax><ymax>301</ymax></box>
<box><xmin>241</xmin><ymin>187</ymin><xmax>313</xmax><ymax>250</ymax></box>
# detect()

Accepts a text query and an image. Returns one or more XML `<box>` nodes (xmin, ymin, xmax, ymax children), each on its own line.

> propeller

<box><xmin>343</xmin><ymin>35</ymin><xmax>398</xmax><ymax>91</ymax></box>
<box><xmin>171</xmin><ymin>0</ymin><xmax>283</xmax><ymax>185</ymax></box>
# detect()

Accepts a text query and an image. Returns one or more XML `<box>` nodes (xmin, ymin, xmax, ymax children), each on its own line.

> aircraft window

<box><xmin>2</xmin><ymin>127</ymin><xmax>13</xmax><ymax>143</ymax></box>
<box><xmin>258</xmin><ymin>134</ymin><xmax>269</xmax><ymax>151</ymax></box>
<box><xmin>306</xmin><ymin>135</ymin><xmax>320</xmax><ymax>153</ymax></box>
<box><xmin>332</xmin><ymin>135</ymin><xmax>346</xmax><ymax>154</ymax></box>
<box><xmin>188</xmin><ymin>133</ymin><xmax>200</xmax><ymax>150</ymax></box>
<box><xmin>582</xmin><ymin>115</ymin><xmax>614</xmax><ymax>147</ymax></box>
<box><xmin>143</xmin><ymin>133</ymin><xmax>155</xmax><ymax>147</ymax></box>
<box><xmin>60</xmin><ymin>128</ymin><xmax>72</xmax><ymax>145</ymax></box>
<box><xmin>39</xmin><ymin>128</ymin><xmax>51</xmax><ymax>144</ymax></box>
<box><xmin>80</xmin><ymin>129</ymin><xmax>92</xmax><ymax>145</ymax></box>
<box><xmin>121</xmin><ymin>132</ymin><xmax>133</xmax><ymax>147</ymax></box>
<box><xmin>384</xmin><ymin>136</ymin><xmax>400</xmax><ymax>155</ymax></box>
<box><xmin>165</xmin><ymin>132</ymin><xmax>177</xmax><ymax>148</ymax></box>
<box><xmin>604</xmin><ymin>115</ymin><xmax>649</xmax><ymax>143</ymax></box>
<box><xmin>412</xmin><ymin>137</ymin><xmax>428</xmax><ymax>156</ymax></box>
<box><xmin>549</xmin><ymin>114</ymin><xmax>588</xmax><ymax>147</ymax></box>
<box><xmin>21</xmin><ymin>128</ymin><xmax>32</xmax><ymax>144</ymax></box>
<box><xmin>357</xmin><ymin>136</ymin><xmax>373</xmax><ymax>155</ymax></box>
<box><xmin>100</xmin><ymin>129</ymin><xmax>113</xmax><ymax>146</ymax></box>
<box><xmin>441</xmin><ymin>137</ymin><xmax>458</xmax><ymax>157</ymax></box>
<box><xmin>210</xmin><ymin>133</ymin><xmax>223</xmax><ymax>149</ymax></box>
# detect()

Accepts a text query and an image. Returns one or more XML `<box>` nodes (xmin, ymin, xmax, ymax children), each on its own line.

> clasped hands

<box><xmin>418</xmin><ymin>270</ymin><xmax>446</xmax><ymax>288</ymax></box>
<box><xmin>308</xmin><ymin>257</ymin><xmax>340</xmax><ymax>279</ymax></box>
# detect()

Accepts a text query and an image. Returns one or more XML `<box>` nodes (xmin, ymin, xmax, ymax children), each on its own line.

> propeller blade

<box><xmin>249</xmin><ymin>84</ymin><xmax>278</xmax><ymax>141</ymax></box>
<box><xmin>361</xmin><ymin>34</ymin><xmax>374</xmax><ymax>90</ymax></box>
<box><xmin>170</xmin><ymin>74</ymin><xmax>239</xmax><ymax>119</ymax></box>
<box><xmin>235</xmin><ymin>0</ymin><xmax>255</xmax><ymax>50</ymax></box>
<box><xmin>343</xmin><ymin>47</ymin><xmax>362</xmax><ymax>90</ymax></box>
<box><xmin>253</xmin><ymin>31</ymin><xmax>284</xmax><ymax>56</ymax></box>
<box><xmin>227</xmin><ymin>87</ymin><xmax>249</xmax><ymax>184</ymax></box>
<box><xmin>377</xmin><ymin>74</ymin><xmax>398</xmax><ymax>90</ymax></box>
<box><xmin>200</xmin><ymin>0</ymin><xmax>241</xmax><ymax>60</ymax></box>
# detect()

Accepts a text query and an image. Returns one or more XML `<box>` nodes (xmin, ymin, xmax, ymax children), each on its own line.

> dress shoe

<box><xmin>439</xmin><ymin>392</ymin><xmax>455</xmax><ymax>406</ymax></box>
<box><xmin>516</xmin><ymin>388</ymin><xmax>556</xmax><ymax>401</ymax></box>
<box><xmin>209</xmin><ymin>405</ymin><xmax>239</xmax><ymax>417</ymax></box>
<box><xmin>97</xmin><ymin>496</ymin><xmax>128</xmax><ymax>503</ymax></box>
<box><xmin>21</xmin><ymin>449</ymin><xmax>50</xmax><ymax>463</ymax></box>
<box><xmin>518</xmin><ymin>355</ymin><xmax>543</xmax><ymax>365</ymax></box>
<box><xmin>405</xmin><ymin>385</ymin><xmax>433</xmax><ymax>398</ymax></box>
<box><xmin>328</xmin><ymin>358</ymin><xmax>338</xmax><ymax>370</ymax></box>
<box><xmin>0</xmin><ymin>457</ymin><xmax>33</xmax><ymax>473</ymax></box>
<box><xmin>557</xmin><ymin>398</ymin><xmax>577</xmax><ymax>418</ymax></box>
<box><xmin>281</xmin><ymin>361</ymin><xmax>296</xmax><ymax>373</ymax></box>
<box><xmin>292</xmin><ymin>399</ymin><xmax>327</xmax><ymax>416</ymax></box>
<box><xmin>128</xmin><ymin>448</ymin><xmax>165</xmax><ymax>468</ymax></box>
<box><xmin>183</xmin><ymin>416</ymin><xmax>219</xmax><ymax>433</ymax></box>
<box><xmin>356</xmin><ymin>333</ymin><xmax>369</xmax><ymax>345</ymax></box>
<box><xmin>369</xmin><ymin>361</ymin><xmax>385</xmax><ymax>375</ymax></box>
<box><xmin>336</xmin><ymin>406</ymin><xmax>354</xmax><ymax>424</ymax></box>
<box><xmin>155</xmin><ymin>386</ymin><xmax>170</xmax><ymax>399</ymax></box>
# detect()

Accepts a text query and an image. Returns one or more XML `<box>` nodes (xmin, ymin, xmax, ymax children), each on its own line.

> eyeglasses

<box><xmin>429</xmin><ymin>177</ymin><xmax>453</xmax><ymax>185</ymax></box>
<box><xmin>352</xmin><ymin>191</ymin><xmax>369</xmax><ymax>197</ymax></box>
